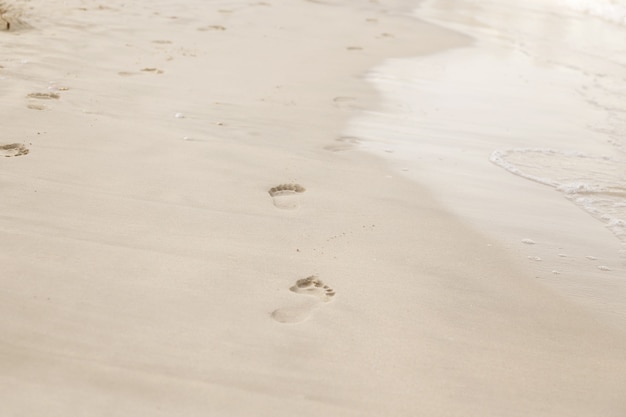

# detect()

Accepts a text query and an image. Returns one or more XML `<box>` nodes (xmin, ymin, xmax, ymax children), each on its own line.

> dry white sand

<box><xmin>1</xmin><ymin>0</ymin><xmax>626</xmax><ymax>416</ymax></box>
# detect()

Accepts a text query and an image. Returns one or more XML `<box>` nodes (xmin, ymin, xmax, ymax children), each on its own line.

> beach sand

<box><xmin>1</xmin><ymin>0</ymin><xmax>626</xmax><ymax>415</ymax></box>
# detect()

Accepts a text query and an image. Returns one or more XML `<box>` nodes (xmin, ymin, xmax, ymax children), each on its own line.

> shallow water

<box><xmin>491</xmin><ymin>148</ymin><xmax>626</xmax><ymax>243</ymax></box>
<box><xmin>422</xmin><ymin>0</ymin><xmax>626</xmax><ymax>250</ymax></box>
<box><xmin>563</xmin><ymin>0</ymin><xmax>626</xmax><ymax>25</ymax></box>
<box><xmin>345</xmin><ymin>0</ymin><xmax>626</xmax><ymax>321</ymax></box>
<box><xmin>348</xmin><ymin>0</ymin><xmax>626</xmax><ymax>252</ymax></box>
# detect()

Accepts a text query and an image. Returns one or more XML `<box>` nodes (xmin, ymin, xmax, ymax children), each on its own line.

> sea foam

<box><xmin>562</xmin><ymin>0</ymin><xmax>626</xmax><ymax>25</ymax></box>
<box><xmin>491</xmin><ymin>148</ymin><xmax>626</xmax><ymax>243</ymax></box>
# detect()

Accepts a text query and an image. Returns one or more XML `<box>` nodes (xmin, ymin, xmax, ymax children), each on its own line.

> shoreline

<box><xmin>348</xmin><ymin>0</ymin><xmax>626</xmax><ymax>329</ymax></box>
<box><xmin>2</xmin><ymin>0</ymin><xmax>626</xmax><ymax>415</ymax></box>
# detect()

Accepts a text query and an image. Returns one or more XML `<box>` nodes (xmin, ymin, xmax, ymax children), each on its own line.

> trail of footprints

<box><xmin>268</xmin><ymin>184</ymin><xmax>336</xmax><ymax>323</ymax></box>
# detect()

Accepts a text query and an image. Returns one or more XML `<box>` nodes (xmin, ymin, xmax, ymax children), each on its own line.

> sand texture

<box><xmin>1</xmin><ymin>0</ymin><xmax>626</xmax><ymax>416</ymax></box>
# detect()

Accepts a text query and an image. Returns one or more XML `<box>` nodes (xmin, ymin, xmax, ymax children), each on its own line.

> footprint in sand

<box><xmin>332</xmin><ymin>96</ymin><xmax>364</xmax><ymax>111</ymax></box>
<box><xmin>26</xmin><ymin>92</ymin><xmax>61</xmax><ymax>110</ymax></box>
<box><xmin>271</xmin><ymin>276</ymin><xmax>336</xmax><ymax>324</ymax></box>
<box><xmin>268</xmin><ymin>183</ymin><xmax>305</xmax><ymax>209</ymax></box>
<box><xmin>27</xmin><ymin>92</ymin><xmax>60</xmax><ymax>100</ymax></box>
<box><xmin>1</xmin><ymin>5</ymin><xmax>29</xmax><ymax>31</ymax></box>
<box><xmin>0</xmin><ymin>143</ymin><xmax>29</xmax><ymax>157</ymax></box>
<box><xmin>141</xmin><ymin>67</ymin><xmax>164</xmax><ymax>74</ymax></box>
<box><xmin>324</xmin><ymin>135</ymin><xmax>361</xmax><ymax>152</ymax></box>
<box><xmin>197</xmin><ymin>25</ymin><xmax>226</xmax><ymax>31</ymax></box>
